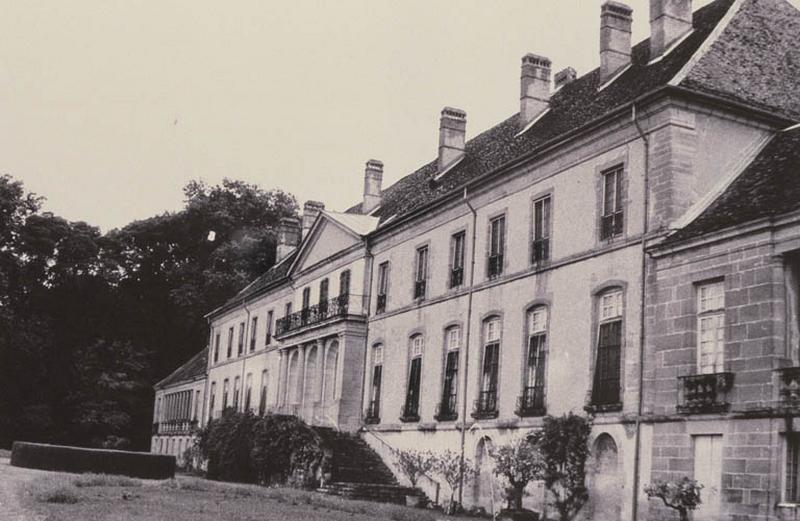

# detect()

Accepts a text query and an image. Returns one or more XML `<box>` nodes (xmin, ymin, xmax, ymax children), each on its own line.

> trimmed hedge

<box><xmin>10</xmin><ymin>441</ymin><xmax>175</xmax><ymax>479</ymax></box>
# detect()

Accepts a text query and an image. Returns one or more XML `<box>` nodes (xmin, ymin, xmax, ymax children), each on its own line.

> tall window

<box><xmin>339</xmin><ymin>270</ymin><xmax>351</xmax><ymax>298</ymax></box>
<box><xmin>319</xmin><ymin>278</ymin><xmax>329</xmax><ymax>314</ymax></box>
<box><xmin>592</xmin><ymin>289</ymin><xmax>623</xmax><ymax>407</ymax></box>
<box><xmin>209</xmin><ymin>382</ymin><xmax>216</xmax><ymax>419</ymax></box>
<box><xmin>244</xmin><ymin>373</ymin><xmax>253</xmax><ymax>411</ymax></box>
<box><xmin>233</xmin><ymin>376</ymin><xmax>241</xmax><ymax>408</ymax></box>
<box><xmin>475</xmin><ymin>318</ymin><xmax>501</xmax><ymax>417</ymax></box>
<box><xmin>532</xmin><ymin>196</ymin><xmax>551</xmax><ymax>264</ymax></box>
<box><xmin>193</xmin><ymin>390</ymin><xmax>200</xmax><ymax>421</ymax></box>
<box><xmin>227</xmin><ymin>327</ymin><xmax>234</xmax><ymax>358</ymax></box>
<box><xmin>259</xmin><ymin>370</ymin><xmax>269</xmax><ymax>415</ymax></box>
<box><xmin>414</xmin><ymin>246</ymin><xmax>428</xmax><ymax>299</ymax></box>
<box><xmin>402</xmin><ymin>335</ymin><xmax>424</xmax><ymax>421</ymax></box>
<box><xmin>237</xmin><ymin>322</ymin><xmax>245</xmax><ymax>356</ymax></box>
<box><xmin>600</xmin><ymin>166</ymin><xmax>624</xmax><ymax>239</ymax></box>
<box><xmin>213</xmin><ymin>332</ymin><xmax>220</xmax><ymax>363</ymax></box>
<box><xmin>521</xmin><ymin>306</ymin><xmax>548</xmax><ymax>416</ymax></box>
<box><xmin>438</xmin><ymin>327</ymin><xmax>460</xmax><ymax>420</ymax></box>
<box><xmin>376</xmin><ymin>262</ymin><xmax>389</xmax><ymax>314</ymax></box>
<box><xmin>366</xmin><ymin>344</ymin><xmax>383</xmax><ymax>422</ymax></box>
<box><xmin>301</xmin><ymin>287</ymin><xmax>311</xmax><ymax>323</ymax></box>
<box><xmin>488</xmin><ymin>216</ymin><xmax>506</xmax><ymax>278</ymax></box>
<box><xmin>450</xmin><ymin>232</ymin><xmax>466</xmax><ymax>288</ymax></box>
<box><xmin>698</xmin><ymin>281</ymin><xmax>725</xmax><ymax>374</ymax></box>
<box><xmin>265</xmin><ymin>310</ymin><xmax>274</xmax><ymax>346</ymax></box>
<box><xmin>786</xmin><ymin>434</ymin><xmax>800</xmax><ymax>503</ymax></box>
<box><xmin>222</xmin><ymin>379</ymin><xmax>229</xmax><ymax>410</ymax></box>
<box><xmin>249</xmin><ymin>317</ymin><xmax>258</xmax><ymax>352</ymax></box>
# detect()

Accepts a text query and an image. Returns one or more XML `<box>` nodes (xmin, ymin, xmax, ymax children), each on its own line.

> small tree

<box><xmin>490</xmin><ymin>437</ymin><xmax>544</xmax><ymax>511</ymax></box>
<box><xmin>644</xmin><ymin>478</ymin><xmax>703</xmax><ymax>521</ymax></box>
<box><xmin>394</xmin><ymin>448</ymin><xmax>435</xmax><ymax>488</ymax></box>
<box><xmin>431</xmin><ymin>450</ymin><xmax>477</xmax><ymax>515</ymax></box>
<box><xmin>535</xmin><ymin>413</ymin><xmax>592</xmax><ymax>521</ymax></box>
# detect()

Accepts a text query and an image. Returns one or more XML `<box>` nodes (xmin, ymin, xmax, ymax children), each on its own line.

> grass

<box><xmin>18</xmin><ymin>473</ymin><xmax>478</xmax><ymax>521</ymax></box>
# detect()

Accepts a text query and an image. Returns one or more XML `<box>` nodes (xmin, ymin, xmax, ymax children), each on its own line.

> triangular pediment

<box><xmin>293</xmin><ymin>214</ymin><xmax>364</xmax><ymax>273</ymax></box>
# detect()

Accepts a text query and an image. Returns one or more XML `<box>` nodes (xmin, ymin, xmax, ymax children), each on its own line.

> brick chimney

<box><xmin>554</xmin><ymin>67</ymin><xmax>577</xmax><ymax>90</ymax></box>
<box><xmin>276</xmin><ymin>217</ymin><xmax>300</xmax><ymax>262</ymax></box>
<box><xmin>520</xmin><ymin>54</ymin><xmax>551</xmax><ymax>127</ymax></box>
<box><xmin>650</xmin><ymin>0</ymin><xmax>692</xmax><ymax>58</ymax></box>
<box><xmin>600</xmin><ymin>1</ymin><xmax>633</xmax><ymax>84</ymax></box>
<box><xmin>362</xmin><ymin>159</ymin><xmax>383</xmax><ymax>215</ymax></box>
<box><xmin>438</xmin><ymin>107</ymin><xmax>466</xmax><ymax>173</ymax></box>
<box><xmin>301</xmin><ymin>201</ymin><xmax>324</xmax><ymax>238</ymax></box>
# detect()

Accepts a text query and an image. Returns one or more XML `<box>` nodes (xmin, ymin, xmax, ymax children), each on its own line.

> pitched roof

<box><xmin>324</xmin><ymin>211</ymin><xmax>380</xmax><ymax>236</ymax></box>
<box><xmin>661</xmin><ymin>126</ymin><xmax>800</xmax><ymax>244</ymax></box>
<box><xmin>155</xmin><ymin>349</ymin><xmax>207</xmax><ymax>390</ymax></box>
<box><xmin>347</xmin><ymin>0</ymin><xmax>798</xmax><ymax>227</ymax></box>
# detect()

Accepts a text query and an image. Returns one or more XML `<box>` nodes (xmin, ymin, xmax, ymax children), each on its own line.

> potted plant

<box><xmin>490</xmin><ymin>437</ymin><xmax>543</xmax><ymax>521</ymax></box>
<box><xmin>644</xmin><ymin>477</ymin><xmax>703</xmax><ymax>521</ymax></box>
<box><xmin>393</xmin><ymin>448</ymin><xmax>434</xmax><ymax>507</ymax></box>
<box><xmin>431</xmin><ymin>449</ymin><xmax>477</xmax><ymax>515</ymax></box>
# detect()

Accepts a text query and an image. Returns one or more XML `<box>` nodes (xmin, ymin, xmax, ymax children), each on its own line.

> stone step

<box><xmin>317</xmin><ymin>482</ymin><xmax>422</xmax><ymax>505</ymax></box>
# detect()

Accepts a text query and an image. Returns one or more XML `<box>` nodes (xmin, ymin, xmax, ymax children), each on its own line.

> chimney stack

<box><xmin>438</xmin><ymin>107</ymin><xmax>467</xmax><ymax>173</ymax></box>
<box><xmin>302</xmin><ymin>200</ymin><xmax>324</xmax><ymax>238</ymax></box>
<box><xmin>650</xmin><ymin>0</ymin><xmax>692</xmax><ymax>58</ymax></box>
<box><xmin>554</xmin><ymin>67</ymin><xmax>577</xmax><ymax>90</ymax></box>
<box><xmin>520</xmin><ymin>54</ymin><xmax>551</xmax><ymax>127</ymax></box>
<box><xmin>276</xmin><ymin>217</ymin><xmax>301</xmax><ymax>262</ymax></box>
<box><xmin>600</xmin><ymin>1</ymin><xmax>633</xmax><ymax>84</ymax></box>
<box><xmin>362</xmin><ymin>159</ymin><xmax>383</xmax><ymax>215</ymax></box>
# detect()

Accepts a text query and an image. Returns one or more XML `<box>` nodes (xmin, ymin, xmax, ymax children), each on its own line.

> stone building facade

<box><xmin>152</xmin><ymin>0</ymin><xmax>800</xmax><ymax>518</ymax></box>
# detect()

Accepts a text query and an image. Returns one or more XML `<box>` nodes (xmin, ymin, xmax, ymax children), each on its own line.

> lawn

<box><xmin>16</xmin><ymin>471</ymin><xmax>475</xmax><ymax>521</ymax></box>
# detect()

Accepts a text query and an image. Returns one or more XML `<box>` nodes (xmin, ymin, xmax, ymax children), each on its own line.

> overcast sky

<box><xmin>1</xmin><ymin>0</ymin><xmax>795</xmax><ymax>231</ymax></box>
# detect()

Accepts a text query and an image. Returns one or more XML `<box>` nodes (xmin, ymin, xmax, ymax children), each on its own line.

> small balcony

<box><xmin>364</xmin><ymin>400</ymin><xmax>380</xmax><ymax>425</ymax></box>
<box><xmin>434</xmin><ymin>394</ymin><xmax>458</xmax><ymax>422</ymax></box>
<box><xmin>487</xmin><ymin>254</ymin><xmax>504</xmax><ymax>279</ymax></box>
<box><xmin>531</xmin><ymin>238</ymin><xmax>550</xmax><ymax>265</ymax></box>
<box><xmin>776</xmin><ymin>367</ymin><xmax>800</xmax><ymax>408</ymax></box>
<box><xmin>677</xmin><ymin>372</ymin><xmax>734</xmax><ymax>414</ymax></box>
<box><xmin>471</xmin><ymin>390</ymin><xmax>499</xmax><ymax>419</ymax></box>
<box><xmin>414</xmin><ymin>280</ymin><xmax>426</xmax><ymax>300</ymax></box>
<box><xmin>515</xmin><ymin>385</ymin><xmax>546</xmax><ymax>417</ymax></box>
<box><xmin>275</xmin><ymin>294</ymin><xmax>363</xmax><ymax>338</ymax></box>
<box><xmin>376</xmin><ymin>294</ymin><xmax>387</xmax><ymax>314</ymax></box>
<box><xmin>156</xmin><ymin>419</ymin><xmax>198</xmax><ymax>435</ymax></box>
<box><xmin>399</xmin><ymin>401</ymin><xmax>420</xmax><ymax>423</ymax></box>
<box><xmin>450</xmin><ymin>267</ymin><xmax>464</xmax><ymax>288</ymax></box>
<box><xmin>600</xmin><ymin>211</ymin><xmax>624</xmax><ymax>240</ymax></box>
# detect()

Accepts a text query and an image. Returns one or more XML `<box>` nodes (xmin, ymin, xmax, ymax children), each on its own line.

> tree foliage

<box><xmin>533</xmin><ymin>413</ymin><xmax>592</xmax><ymax>521</ymax></box>
<box><xmin>644</xmin><ymin>478</ymin><xmax>703</xmax><ymax>521</ymax></box>
<box><xmin>0</xmin><ymin>174</ymin><xmax>298</xmax><ymax>449</ymax></box>
<box><xmin>393</xmin><ymin>448</ymin><xmax>435</xmax><ymax>488</ymax></box>
<box><xmin>490</xmin><ymin>437</ymin><xmax>544</xmax><ymax>511</ymax></box>
<box><xmin>430</xmin><ymin>449</ymin><xmax>477</xmax><ymax>515</ymax></box>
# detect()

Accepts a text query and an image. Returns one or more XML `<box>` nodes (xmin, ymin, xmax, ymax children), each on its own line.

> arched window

<box><xmin>258</xmin><ymin>370</ymin><xmax>269</xmax><ymax>415</ymax></box>
<box><xmin>366</xmin><ymin>344</ymin><xmax>383</xmax><ymax>423</ymax></box>
<box><xmin>288</xmin><ymin>350</ymin><xmax>301</xmax><ymax>405</ymax></box>
<box><xmin>475</xmin><ymin>317</ymin><xmax>501</xmax><ymax>418</ymax></box>
<box><xmin>401</xmin><ymin>335</ymin><xmax>424</xmax><ymax>421</ymax></box>
<box><xmin>209</xmin><ymin>382</ymin><xmax>216</xmax><ymax>419</ymax></box>
<box><xmin>591</xmin><ymin>288</ymin><xmax>624</xmax><ymax>408</ymax></box>
<box><xmin>437</xmin><ymin>327</ymin><xmax>460</xmax><ymax>421</ymax></box>
<box><xmin>304</xmin><ymin>344</ymin><xmax>319</xmax><ymax>404</ymax></box>
<box><xmin>233</xmin><ymin>376</ymin><xmax>241</xmax><ymax>409</ymax></box>
<box><xmin>520</xmin><ymin>306</ymin><xmax>548</xmax><ymax>416</ymax></box>
<box><xmin>322</xmin><ymin>340</ymin><xmax>339</xmax><ymax>404</ymax></box>
<box><xmin>222</xmin><ymin>379</ymin><xmax>229</xmax><ymax>410</ymax></box>
<box><xmin>244</xmin><ymin>373</ymin><xmax>253</xmax><ymax>411</ymax></box>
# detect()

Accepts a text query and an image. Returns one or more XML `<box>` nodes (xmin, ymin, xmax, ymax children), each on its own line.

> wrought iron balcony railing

<box><xmin>472</xmin><ymin>390</ymin><xmax>499</xmax><ymax>419</ymax></box>
<box><xmin>376</xmin><ymin>293</ymin><xmax>387</xmax><ymax>314</ymax></box>
<box><xmin>450</xmin><ymin>267</ymin><xmax>464</xmax><ymax>288</ymax></box>
<box><xmin>156</xmin><ymin>419</ymin><xmax>198</xmax><ymax>434</ymax></box>
<box><xmin>777</xmin><ymin>367</ymin><xmax>800</xmax><ymax>406</ymax></box>
<box><xmin>600</xmin><ymin>211</ymin><xmax>624</xmax><ymax>240</ymax></box>
<box><xmin>275</xmin><ymin>294</ymin><xmax>358</xmax><ymax>336</ymax></box>
<box><xmin>400</xmin><ymin>401</ymin><xmax>420</xmax><ymax>423</ymax></box>
<box><xmin>364</xmin><ymin>400</ymin><xmax>380</xmax><ymax>425</ymax></box>
<box><xmin>414</xmin><ymin>280</ymin><xmax>427</xmax><ymax>300</ymax></box>
<box><xmin>434</xmin><ymin>393</ymin><xmax>458</xmax><ymax>421</ymax></box>
<box><xmin>531</xmin><ymin>238</ymin><xmax>550</xmax><ymax>264</ymax></box>
<box><xmin>677</xmin><ymin>372</ymin><xmax>734</xmax><ymax>414</ymax></box>
<box><xmin>487</xmin><ymin>254</ymin><xmax>504</xmax><ymax>278</ymax></box>
<box><xmin>515</xmin><ymin>385</ymin><xmax>546</xmax><ymax>417</ymax></box>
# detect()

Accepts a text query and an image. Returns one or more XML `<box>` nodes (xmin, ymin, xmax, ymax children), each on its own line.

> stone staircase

<box><xmin>313</xmin><ymin>427</ymin><xmax>422</xmax><ymax>504</ymax></box>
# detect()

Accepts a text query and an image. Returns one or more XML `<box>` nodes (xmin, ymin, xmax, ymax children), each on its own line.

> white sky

<box><xmin>1</xmin><ymin>0</ymin><xmax>795</xmax><ymax>231</ymax></box>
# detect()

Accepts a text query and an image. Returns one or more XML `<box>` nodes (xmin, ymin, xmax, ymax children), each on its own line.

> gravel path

<box><xmin>0</xmin><ymin>458</ymin><xmax>46</xmax><ymax>521</ymax></box>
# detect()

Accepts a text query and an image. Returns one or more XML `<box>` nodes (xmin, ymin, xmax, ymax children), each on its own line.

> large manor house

<box><xmin>150</xmin><ymin>0</ymin><xmax>800</xmax><ymax>519</ymax></box>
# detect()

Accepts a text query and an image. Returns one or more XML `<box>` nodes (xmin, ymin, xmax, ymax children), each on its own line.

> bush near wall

<box><xmin>10</xmin><ymin>441</ymin><xmax>175</xmax><ymax>479</ymax></box>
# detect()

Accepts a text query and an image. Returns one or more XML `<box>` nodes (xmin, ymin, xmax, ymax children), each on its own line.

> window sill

<box><xmin>584</xmin><ymin>403</ymin><xmax>622</xmax><ymax>413</ymax></box>
<box><xmin>364</xmin><ymin>416</ymin><xmax>381</xmax><ymax>425</ymax></box>
<box><xmin>399</xmin><ymin>414</ymin><xmax>420</xmax><ymax>423</ymax></box>
<box><xmin>515</xmin><ymin>407</ymin><xmax>547</xmax><ymax>418</ymax></box>
<box><xmin>471</xmin><ymin>410</ymin><xmax>499</xmax><ymax>420</ymax></box>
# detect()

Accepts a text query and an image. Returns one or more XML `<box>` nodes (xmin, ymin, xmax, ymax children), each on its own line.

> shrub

<box><xmin>490</xmin><ymin>437</ymin><xmax>543</xmax><ymax>511</ymax></box>
<box><xmin>393</xmin><ymin>448</ymin><xmax>435</xmax><ymax>488</ymax></box>
<box><xmin>533</xmin><ymin>413</ymin><xmax>591</xmax><ymax>521</ymax></box>
<box><xmin>196</xmin><ymin>411</ymin><xmax>328</xmax><ymax>487</ymax></box>
<box><xmin>430</xmin><ymin>450</ymin><xmax>477</xmax><ymax>515</ymax></box>
<box><xmin>11</xmin><ymin>441</ymin><xmax>174</xmax><ymax>479</ymax></box>
<box><xmin>644</xmin><ymin>478</ymin><xmax>703</xmax><ymax>521</ymax></box>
